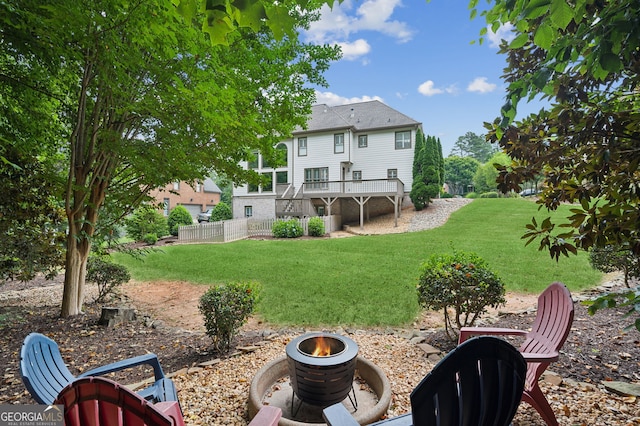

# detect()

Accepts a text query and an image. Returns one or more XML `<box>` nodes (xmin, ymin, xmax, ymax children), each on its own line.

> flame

<box><xmin>311</xmin><ymin>336</ymin><xmax>332</xmax><ymax>357</ymax></box>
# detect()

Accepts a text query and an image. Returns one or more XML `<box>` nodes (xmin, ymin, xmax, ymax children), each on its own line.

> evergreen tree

<box><xmin>410</xmin><ymin>131</ymin><xmax>443</xmax><ymax>210</ymax></box>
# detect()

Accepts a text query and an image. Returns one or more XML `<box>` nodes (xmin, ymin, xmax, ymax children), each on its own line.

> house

<box><xmin>232</xmin><ymin>100</ymin><xmax>422</xmax><ymax>227</ymax></box>
<box><xmin>150</xmin><ymin>178</ymin><xmax>222</xmax><ymax>221</ymax></box>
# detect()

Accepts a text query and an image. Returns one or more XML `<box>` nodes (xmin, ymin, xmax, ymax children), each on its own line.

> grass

<box><xmin>113</xmin><ymin>199</ymin><xmax>602</xmax><ymax>327</ymax></box>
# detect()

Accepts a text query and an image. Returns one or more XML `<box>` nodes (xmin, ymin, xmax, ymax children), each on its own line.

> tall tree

<box><xmin>473</xmin><ymin>152</ymin><xmax>511</xmax><ymax>195</ymax></box>
<box><xmin>410</xmin><ymin>131</ymin><xmax>442</xmax><ymax>210</ymax></box>
<box><xmin>2</xmin><ymin>1</ymin><xmax>339</xmax><ymax>316</ymax></box>
<box><xmin>471</xmin><ymin>0</ymin><xmax>640</xmax><ymax>260</ymax></box>
<box><xmin>450</xmin><ymin>131</ymin><xmax>496</xmax><ymax>163</ymax></box>
<box><xmin>444</xmin><ymin>156</ymin><xmax>480</xmax><ymax>195</ymax></box>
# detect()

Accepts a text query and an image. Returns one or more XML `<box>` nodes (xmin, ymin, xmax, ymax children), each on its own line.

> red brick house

<box><xmin>150</xmin><ymin>178</ymin><xmax>222</xmax><ymax>221</ymax></box>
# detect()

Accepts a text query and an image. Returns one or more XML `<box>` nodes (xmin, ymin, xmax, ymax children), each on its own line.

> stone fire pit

<box><xmin>248</xmin><ymin>334</ymin><xmax>391</xmax><ymax>425</ymax></box>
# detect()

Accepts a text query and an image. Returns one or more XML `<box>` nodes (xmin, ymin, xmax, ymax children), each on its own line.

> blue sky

<box><xmin>302</xmin><ymin>0</ymin><xmax>539</xmax><ymax>156</ymax></box>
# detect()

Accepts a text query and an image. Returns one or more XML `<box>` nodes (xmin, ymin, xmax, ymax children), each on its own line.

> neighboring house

<box><xmin>150</xmin><ymin>178</ymin><xmax>222</xmax><ymax>221</ymax></box>
<box><xmin>232</xmin><ymin>100</ymin><xmax>422</xmax><ymax>227</ymax></box>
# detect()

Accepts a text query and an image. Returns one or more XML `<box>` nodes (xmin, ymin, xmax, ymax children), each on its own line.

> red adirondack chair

<box><xmin>458</xmin><ymin>282</ymin><xmax>574</xmax><ymax>426</ymax></box>
<box><xmin>55</xmin><ymin>376</ymin><xmax>282</xmax><ymax>426</ymax></box>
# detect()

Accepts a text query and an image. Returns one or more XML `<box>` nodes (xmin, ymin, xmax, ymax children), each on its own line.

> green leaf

<box><xmin>550</xmin><ymin>0</ymin><xmax>574</xmax><ymax>30</ymax></box>
<box><xmin>600</xmin><ymin>52</ymin><xmax>622</xmax><ymax>73</ymax></box>
<box><xmin>533</xmin><ymin>22</ymin><xmax>555</xmax><ymax>50</ymax></box>
<box><xmin>509</xmin><ymin>33</ymin><xmax>529</xmax><ymax>49</ymax></box>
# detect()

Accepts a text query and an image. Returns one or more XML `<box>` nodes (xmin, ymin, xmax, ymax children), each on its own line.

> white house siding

<box><xmin>348</xmin><ymin>128</ymin><xmax>415</xmax><ymax>189</ymax></box>
<box><xmin>291</xmin><ymin>131</ymin><xmax>352</xmax><ymax>187</ymax></box>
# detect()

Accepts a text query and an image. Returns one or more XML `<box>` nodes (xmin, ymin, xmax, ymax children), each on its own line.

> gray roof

<box><xmin>293</xmin><ymin>100</ymin><xmax>421</xmax><ymax>135</ymax></box>
<box><xmin>203</xmin><ymin>178</ymin><xmax>222</xmax><ymax>193</ymax></box>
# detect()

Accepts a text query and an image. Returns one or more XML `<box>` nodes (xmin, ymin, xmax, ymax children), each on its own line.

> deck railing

<box><xmin>301</xmin><ymin>178</ymin><xmax>403</xmax><ymax>196</ymax></box>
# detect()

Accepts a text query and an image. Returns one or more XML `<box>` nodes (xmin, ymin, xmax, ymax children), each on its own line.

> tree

<box><xmin>443</xmin><ymin>156</ymin><xmax>480</xmax><ymax>196</ymax></box>
<box><xmin>473</xmin><ymin>152</ymin><xmax>511</xmax><ymax>195</ymax></box>
<box><xmin>2</xmin><ymin>2</ymin><xmax>340</xmax><ymax>316</ymax></box>
<box><xmin>0</xmin><ymin>146</ymin><xmax>66</xmax><ymax>281</ymax></box>
<box><xmin>471</xmin><ymin>0</ymin><xmax>640</xmax><ymax>328</ymax></box>
<box><xmin>410</xmin><ymin>131</ymin><xmax>442</xmax><ymax>210</ymax></box>
<box><xmin>450</xmin><ymin>131</ymin><xmax>496</xmax><ymax>163</ymax></box>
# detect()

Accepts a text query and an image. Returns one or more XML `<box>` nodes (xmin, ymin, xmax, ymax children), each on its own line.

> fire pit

<box><xmin>248</xmin><ymin>333</ymin><xmax>391</xmax><ymax>425</ymax></box>
<box><xmin>286</xmin><ymin>333</ymin><xmax>359</xmax><ymax>413</ymax></box>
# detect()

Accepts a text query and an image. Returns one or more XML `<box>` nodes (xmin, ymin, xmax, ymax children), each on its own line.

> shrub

<box><xmin>167</xmin><ymin>205</ymin><xmax>193</xmax><ymax>236</ymax></box>
<box><xmin>272</xmin><ymin>219</ymin><xmax>303</xmax><ymax>238</ymax></box>
<box><xmin>143</xmin><ymin>233</ymin><xmax>158</xmax><ymax>245</ymax></box>
<box><xmin>479</xmin><ymin>192</ymin><xmax>499</xmax><ymax>198</ymax></box>
<box><xmin>417</xmin><ymin>250</ymin><xmax>506</xmax><ymax>340</ymax></box>
<box><xmin>308</xmin><ymin>217</ymin><xmax>325</xmax><ymax>237</ymax></box>
<box><xmin>589</xmin><ymin>245</ymin><xmax>640</xmax><ymax>288</ymax></box>
<box><xmin>464</xmin><ymin>192</ymin><xmax>478</xmax><ymax>199</ymax></box>
<box><xmin>198</xmin><ymin>281</ymin><xmax>261</xmax><ymax>353</ymax></box>
<box><xmin>211</xmin><ymin>201</ymin><xmax>232</xmax><ymax>222</ymax></box>
<box><xmin>440</xmin><ymin>191</ymin><xmax>454</xmax><ymax>198</ymax></box>
<box><xmin>125</xmin><ymin>205</ymin><xmax>168</xmax><ymax>241</ymax></box>
<box><xmin>86</xmin><ymin>256</ymin><xmax>131</xmax><ymax>303</ymax></box>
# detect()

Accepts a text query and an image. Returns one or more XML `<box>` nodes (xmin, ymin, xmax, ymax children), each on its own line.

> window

<box><xmin>334</xmin><ymin>133</ymin><xmax>344</xmax><ymax>154</ymax></box>
<box><xmin>276</xmin><ymin>143</ymin><xmax>288</xmax><ymax>167</ymax></box>
<box><xmin>163</xmin><ymin>198</ymin><xmax>170</xmax><ymax>216</ymax></box>
<box><xmin>248</xmin><ymin>181</ymin><xmax>259</xmax><ymax>193</ymax></box>
<box><xmin>195</xmin><ymin>182</ymin><xmax>201</xmax><ymax>193</ymax></box>
<box><xmin>352</xmin><ymin>170</ymin><xmax>362</xmax><ymax>181</ymax></box>
<box><xmin>395</xmin><ymin>131</ymin><xmax>411</xmax><ymax>149</ymax></box>
<box><xmin>248</xmin><ymin>150</ymin><xmax>259</xmax><ymax>169</ymax></box>
<box><xmin>317</xmin><ymin>206</ymin><xmax>325</xmax><ymax>216</ymax></box>
<box><xmin>245</xmin><ymin>206</ymin><xmax>253</xmax><ymax>217</ymax></box>
<box><xmin>304</xmin><ymin>167</ymin><xmax>329</xmax><ymax>189</ymax></box>
<box><xmin>261</xmin><ymin>172</ymin><xmax>273</xmax><ymax>192</ymax></box>
<box><xmin>276</xmin><ymin>171</ymin><xmax>288</xmax><ymax>184</ymax></box>
<box><xmin>387</xmin><ymin>169</ymin><xmax>398</xmax><ymax>179</ymax></box>
<box><xmin>298</xmin><ymin>137</ymin><xmax>307</xmax><ymax>156</ymax></box>
<box><xmin>358</xmin><ymin>135</ymin><xmax>368</xmax><ymax>148</ymax></box>
<box><xmin>173</xmin><ymin>182</ymin><xmax>180</xmax><ymax>191</ymax></box>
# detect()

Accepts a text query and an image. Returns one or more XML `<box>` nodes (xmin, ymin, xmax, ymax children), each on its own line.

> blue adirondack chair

<box><xmin>20</xmin><ymin>332</ymin><xmax>178</xmax><ymax>405</ymax></box>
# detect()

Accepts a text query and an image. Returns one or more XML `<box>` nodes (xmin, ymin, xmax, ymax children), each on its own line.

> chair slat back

<box><xmin>523</xmin><ymin>282</ymin><xmax>574</xmax><ymax>354</ymax></box>
<box><xmin>20</xmin><ymin>333</ymin><xmax>75</xmax><ymax>404</ymax></box>
<box><xmin>55</xmin><ymin>377</ymin><xmax>174</xmax><ymax>426</ymax></box>
<box><xmin>410</xmin><ymin>336</ymin><xmax>526</xmax><ymax>426</ymax></box>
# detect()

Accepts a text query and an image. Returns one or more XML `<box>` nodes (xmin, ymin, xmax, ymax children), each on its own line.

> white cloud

<box><xmin>418</xmin><ymin>80</ymin><xmax>444</xmax><ymax>97</ymax></box>
<box><xmin>337</xmin><ymin>39</ymin><xmax>371</xmax><ymax>61</ymax></box>
<box><xmin>467</xmin><ymin>77</ymin><xmax>497</xmax><ymax>93</ymax></box>
<box><xmin>487</xmin><ymin>22</ymin><xmax>515</xmax><ymax>48</ymax></box>
<box><xmin>305</xmin><ymin>0</ymin><xmax>414</xmax><ymax>61</ymax></box>
<box><xmin>315</xmin><ymin>90</ymin><xmax>384</xmax><ymax>106</ymax></box>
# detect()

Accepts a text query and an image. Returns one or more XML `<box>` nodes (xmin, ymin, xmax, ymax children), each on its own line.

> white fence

<box><xmin>178</xmin><ymin>216</ymin><xmax>341</xmax><ymax>243</ymax></box>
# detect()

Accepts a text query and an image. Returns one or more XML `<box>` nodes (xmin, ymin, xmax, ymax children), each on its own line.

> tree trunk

<box><xmin>61</xmin><ymin>232</ymin><xmax>91</xmax><ymax>317</ymax></box>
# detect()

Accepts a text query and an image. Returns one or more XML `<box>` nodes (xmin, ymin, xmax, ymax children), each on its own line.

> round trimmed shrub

<box><xmin>211</xmin><ymin>201</ymin><xmax>232</xmax><ymax>222</ymax></box>
<box><xmin>125</xmin><ymin>205</ymin><xmax>168</xmax><ymax>241</ymax></box>
<box><xmin>417</xmin><ymin>250</ymin><xmax>506</xmax><ymax>340</ymax></box>
<box><xmin>168</xmin><ymin>205</ymin><xmax>193</xmax><ymax>236</ymax></box>
<box><xmin>308</xmin><ymin>217</ymin><xmax>325</xmax><ymax>237</ymax></box>
<box><xmin>272</xmin><ymin>219</ymin><xmax>303</xmax><ymax>238</ymax></box>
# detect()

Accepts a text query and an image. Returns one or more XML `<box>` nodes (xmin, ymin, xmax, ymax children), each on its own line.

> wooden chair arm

<box><xmin>248</xmin><ymin>406</ymin><xmax>282</xmax><ymax>426</ymax></box>
<box><xmin>520</xmin><ymin>351</ymin><xmax>559</xmax><ymax>363</ymax></box>
<box><xmin>79</xmin><ymin>353</ymin><xmax>165</xmax><ymax>381</ymax></box>
<box><xmin>323</xmin><ymin>403</ymin><xmax>360</xmax><ymax>426</ymax></box>
<box><xmin>458</xmin><ymin>327</ymin><xmax>528</xmax><ymax>344</ymax></box>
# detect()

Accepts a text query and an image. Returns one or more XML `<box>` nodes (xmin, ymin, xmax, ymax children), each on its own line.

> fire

<box><xmin>311</xmin><ymin>336</ymin><xmax>332</xmax><ymax>357</ymax></box>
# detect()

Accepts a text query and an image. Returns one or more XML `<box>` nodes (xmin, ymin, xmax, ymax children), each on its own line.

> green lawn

<box><xmin>113</xmin><ymin>199</ymin><xmax>602</xmax><ymax>327</ymax></box>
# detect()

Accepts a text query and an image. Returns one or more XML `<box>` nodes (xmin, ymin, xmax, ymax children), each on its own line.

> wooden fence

<box><xmin>178</xmin><ymin>216</ymin><xmax>341</xmax><ymax>243</ymax></box>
